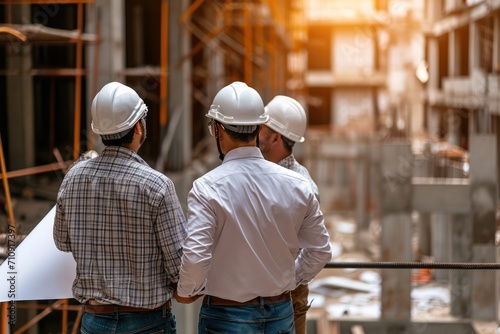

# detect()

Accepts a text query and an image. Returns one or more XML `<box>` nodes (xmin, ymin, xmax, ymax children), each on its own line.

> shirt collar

<box><xmin>102</xmin><ymin>146</ymin><xmax>148</xmax><ymax>166</ymax></box>
<box><xmin>222</xmin><ymin>146</ymin><xmax>264</xmax><ymax>163</ymax></box>
<box><xmin>278</xmin><ymin>154</ymin><xmax>296</xmax><ymax>169</ymax></box>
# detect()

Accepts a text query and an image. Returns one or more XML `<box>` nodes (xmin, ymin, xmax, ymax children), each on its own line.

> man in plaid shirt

<box><xmin>54</xmin><ymin>82</ymin><xmax>186</xmax><ymax>334</ymax></box>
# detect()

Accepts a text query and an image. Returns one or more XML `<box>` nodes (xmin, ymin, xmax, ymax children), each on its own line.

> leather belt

<box><xmin>83</xmin><ymin>300</ymin><xmax>171</xmax><ymax>314</ymax></box>
<box><xmin>203</xmin><ymin>291</ymin><xmax>291</xmax><ymax>307</ymax></box>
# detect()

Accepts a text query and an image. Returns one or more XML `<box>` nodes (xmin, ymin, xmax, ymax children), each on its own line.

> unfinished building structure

<box><xmin>300</xmin><ymin>0</ymin><xmax>500</xmax><ymax>333</ymax></box>
<box><xmin>0</xmin><ymin>0</ymin><xmax>499</xmax><ymax>333</ymax></box>
<box><xmin>0</xmin><ymin>0</ymin><xmax>306</xmax><ymax>332</ymax></box>
<box><xmin>423</xmin><ymin>0</ymin><xmax>500</xmax><ymax>322</ymax></box>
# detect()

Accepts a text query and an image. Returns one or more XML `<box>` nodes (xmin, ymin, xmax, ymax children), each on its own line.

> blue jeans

<box><xmin>81</xmin><ymin>307</ymin><xmax>176</xmax><ymax>334</ymax></box>
<box><xmin>198</xmin><ymin>298</ymin><xmax>295</xmax><ymax>334</ymax></box>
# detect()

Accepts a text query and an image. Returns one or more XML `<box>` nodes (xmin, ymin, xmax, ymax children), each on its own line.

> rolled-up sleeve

<box><xmin>295</xmin><ymin>196</ymin><xmax>332</xmax><ymax>285</ymax></box>
<box><xmin>177</xmin><ymin>182</ymin><xmax>217</xmax><ymax>298</ymax></box>
<box><xmin>155</xmin><ymin>181</ymin><xmax>187</xmax><ymax>283</ymax></box>
<box><xmin>54</xmin><ymin>192</ymin><xmax>71</xmax><ymax>252</ymax></box>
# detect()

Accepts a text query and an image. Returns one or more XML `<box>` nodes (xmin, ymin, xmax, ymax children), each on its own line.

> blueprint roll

<box><xmin>0</xmin><ymin>205</ymin><xmax>76</xmax><ymax>302</ymax></box>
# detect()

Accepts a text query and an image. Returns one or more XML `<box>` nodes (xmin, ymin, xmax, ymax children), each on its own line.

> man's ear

<box><xmin>272</xmin><ymin>132</ymin><xmax>281</xmax><ymax>144</ymax></box>
<box><xmin>134</xmin><ymin>121</ymin><xmax>142</xmax><ymax>135</ymax></box>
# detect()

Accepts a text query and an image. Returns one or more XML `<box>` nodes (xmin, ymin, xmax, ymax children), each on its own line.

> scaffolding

<box><xmin>0</xmin><ymin>0</ymin><xmax>300</xmax><ymax>333</ymax></box>
<box><xmin>0</xmin><ymin>0</ymin><xmax>305</xmax><ymax>332</ymax></box>
<box><xmin>0</xmin><ymin>0</ymin><xmax>97</xmax><ymax>332</ymax></box>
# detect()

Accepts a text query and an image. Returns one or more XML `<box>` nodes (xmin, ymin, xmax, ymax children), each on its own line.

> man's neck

<box><xmin>225</xmin><ymin>140</ymin><xmax>257</xmax><ymax>154</ymax></box>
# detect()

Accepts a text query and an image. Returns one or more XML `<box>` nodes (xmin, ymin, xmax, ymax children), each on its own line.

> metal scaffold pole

<box><xmin>0</xmin><ymin>133</ymin><xmax>15</xmax><ymax>333</ymax></box>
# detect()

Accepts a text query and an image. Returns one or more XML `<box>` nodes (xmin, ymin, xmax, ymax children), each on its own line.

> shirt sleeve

<box><xmin>177</xmin><ymin>181</ymin><xmax>216</xmax><ymax>298</ymax></box>
<box><xmin>54</xmin><ymin>189</ymin><xmax>71</xmax><ymax>252</ymax></box>
<box><xmin>53</xmin><ymin>155</ymin><xmax>92</xmax><ymax>252</ymax></box>
<box><xmin>154</xmin><ymin>179</ymin><xmax>187</xmax><ymax>283</ymax></box>
<box><xmin>294</xmin><ymin>194</ymin><xmax>332</xmax><ymax>285</ymax></box>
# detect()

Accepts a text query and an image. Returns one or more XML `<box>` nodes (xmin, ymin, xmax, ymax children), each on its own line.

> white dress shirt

<box><xmin>178</xmin><ymin>146</ymin><xmax>331</xmax><ymax>302</ymax></box>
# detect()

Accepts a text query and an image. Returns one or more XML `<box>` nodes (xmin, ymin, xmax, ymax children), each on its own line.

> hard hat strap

<box><xmin>255</xmin><ymin>126</ymin><xmax>260</xmax><ymax>149</ymax></box>
<box><xmin>214</xmin><ymin>121</ymin><xmax>225</xmax><ymax>161</ymax></box>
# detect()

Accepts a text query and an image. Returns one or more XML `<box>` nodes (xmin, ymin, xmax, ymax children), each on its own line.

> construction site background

<box><xmin>1</xmin><ymin>0</ymin><xmax>500</xmax><ymax>333</ymax></box>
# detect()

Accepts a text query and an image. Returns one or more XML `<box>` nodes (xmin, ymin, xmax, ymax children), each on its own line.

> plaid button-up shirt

<box><xmin>278</xmin><ymin>154</ymin><xmax>320</xmax><ymax>202</ymax></box>
<box><xmin>54</xmin><ymin>146</ymin><xmax>186</xmax><ymax>309</ymax></box>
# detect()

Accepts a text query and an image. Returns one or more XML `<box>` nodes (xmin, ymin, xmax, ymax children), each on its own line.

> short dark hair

<box><xmin>222</xmin><ymin>123</ymin><xmax>260</xmax><ymax>142</ymax></box>
<box><xmin>101</xmin><ymin>125</ymin><xmax>135</xmax><ymax>146</ymax></box>
<box><xmin>281</xmin><ymin>136</ymin><xmax>295</xmax><ymax>151</ymax></box>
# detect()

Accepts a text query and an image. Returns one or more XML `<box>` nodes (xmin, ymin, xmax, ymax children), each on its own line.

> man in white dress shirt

<box><xmin>176</xmin><ymin>82</ymin><xmax>332</xmax><ymax>334</ymax></box>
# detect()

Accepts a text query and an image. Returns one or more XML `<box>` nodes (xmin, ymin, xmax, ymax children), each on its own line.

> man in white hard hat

<box><xmin>259</xmin><ymin>95</ymin><xmax>321</xmax><ymax>334</ymax></box>
<box><xmin>54</xmin><ymin>82</ymin><xmax>186</xmax><ymax>334</ymax></box>
<box><xmin>175</xmin><ymin>82</ymin><xmax>332</xmax><ymax>333</ymax></box>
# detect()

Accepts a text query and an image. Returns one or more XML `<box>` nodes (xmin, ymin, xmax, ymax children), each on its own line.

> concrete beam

<box><xmin>412</xmin><ymin>177</ymin><xmax>470</xmax><ymax>213</ymax></box>
<box><xmin>426</xmin><ymin>0</ymin><xmax>500</xmax><ymax>37</ymax></box>
<box><xmin>315</xmin><ymin>141</ymin><xmax>362</xmax><ymax>159</ymax></box>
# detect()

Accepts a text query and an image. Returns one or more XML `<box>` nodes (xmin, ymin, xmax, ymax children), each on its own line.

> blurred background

<box><xmin>0</xmin><ymin>0</ymin><xmax>499</xmax><ymax>333</ymax></box>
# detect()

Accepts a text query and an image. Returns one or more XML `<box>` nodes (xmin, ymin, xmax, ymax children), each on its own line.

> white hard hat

<box><xmin>206</xmin><ymin>81</ymin><xmax>268</xmax><ymax>133</ymax></box>
<box><xmin>264</xmin><ymin>95</ymin><xmax>307</xmax><ymax>143</ymax></box>
<box><xmin>91</xmin><ymin>82</ymin><xmax>148</xmax><ymax>140</ymax></box>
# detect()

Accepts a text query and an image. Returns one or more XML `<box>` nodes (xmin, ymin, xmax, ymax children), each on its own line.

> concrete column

<box><xmin>469</xmin><ymin>21</ymin><xmax>479</xmax><ymax>75</ymax></box>
<box><xmin>6</xmin><ymin>5</ymin><xmax>34</xmax><ymax>171</ymax></box>
<box><xmin>469</xmin><ymin>133</ymin><xmax>498</xmax><ymax>320</ymax></box>
<box><xmin>333</xmin><ymin>158</ymin><xmax>352</xmax><ymax>210</ymax></box>
<box><xmin>448</xmin><ymin>30</ymin><xmax>457</xmax><ymax>77</ymax></box>
<box><xmin>426</xmin><ymin>0</ymin><xmax>442</xmax><ymax>23</ymax></box>
<box><xmin>427</xmin><ymin>107</ymin><xmax>441</xmax><ymax>139</ymax></box>
<box><xmin>426</xmin><ymin>37</ymin><xmax>440</xmax><ymax>138</ymax></box>
<box><xmin>381</xmin><ymin>213</ymin><xmax>412</xmax><ymax>320</ymax></box>
<box><xmin>166</xmin><ymin>0</ymin><xmax>192</xmax><ymax>171</ymax></box>
<box><xmin>428</xmin><ymin>37</ymin><xmax>439</xmax><ymax>90</ymax></box>
<box><xmin>85</xmin><ymin>0</ymin><xmax>127</xmax><ymax>153</ymax></box>
<box><xmin>165</xmin><ymin>0</ymin><xmax>195</xmax><ymax>330</ymax></box>
<box><xmin>413</xmin><ymin>154</ymin><xmax>432</xmax><ymax>258</ymax></box>
<box><xmin>90</xmin><ymin>0</ymin><xmax>125</xmax><ymax>86</ymax></box>
<box><xmin>497</xmin><ymin>244</ymin><xmax>500</xmax><ymax>324</ymax></box>
<box><xmin>446</xmin><ymin>109</ymin><xmax>460</xmax><ymax>146</ymax></box>
<box><xmin>85</xmin><ymin>3</ymin><xmax>99</xmax><ymax>149</ymax></box>
<box><xmin>449</xmin><ymin>213</ymin><xmax>473</xmax><ymax>318</ymax></box>
<box><xmin>378</xmin><ymin>142</ymin><xmax>412</xmax><ymax>321</ymax></box>
<box><xmin>497</xmin><ymin>116</ymin><xmax>500</xmax><ymax>200</ymax></box>
<box><xmin>431</xmin><ymin>213</ymin><xmax>450</xmax><ymax>281</ymax></box>
<box><xmin>493</xmin><ymin>14</ymin><xmax>499</xmax><ymax>72</ymax></box>
<box><xmin>417</xmin><ymin>212</ymin><xmax>432</xmax><ymax>256</ymax></box>
<box><xmin>110</xmin><ymin>0</ymin><xmax>125</xmax><ymax>83</ymax></box>
<box><xmin>355</xmin><ymin>144</ymin><xmax>369</xmax><ymax>253</ymax></box>
<box><xmin>207</xmin><ymin>46</ymin><xmax>224</xmax><ymax>102</ymax></box>
<box><xmin>355</xmin><ymin>145</ymin><xmax>369</xmax><ymax>234</ymax></box>
<box><xmin>172</xmin><ymin>299</ymin><xmax>201</xmax><ymax>334</ymax></box>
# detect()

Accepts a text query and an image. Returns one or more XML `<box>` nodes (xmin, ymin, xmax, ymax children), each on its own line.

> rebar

<box><xmin>325</xmin><ymin>261</ymin><xmax>500</xmax><ymax>270</ymax></box>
